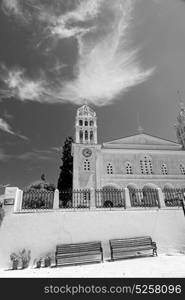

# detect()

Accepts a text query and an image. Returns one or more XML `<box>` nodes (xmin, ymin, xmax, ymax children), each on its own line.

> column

<box><xmin>124</xmin><ymin>188</ymin><xmax>131</xmax><ymax>209</ymax></box>
<box><xmin>90</xmin><ymin>188</ymin><xmax>96</xmax><ymax>209</ymax></box>
<box><xmin>53</xmin><ymin>189</ymin><xmax>59</xmax><ymax>209</ymax></box>
<box><xmin>157</xmin><ymin>188</ymin><xmax>166</xmax><ymax>208</ymax></box>
<box><xmin>14</xmin><ymin>189</ymin><xmax>23</xmax><ymax>212</ymax></box>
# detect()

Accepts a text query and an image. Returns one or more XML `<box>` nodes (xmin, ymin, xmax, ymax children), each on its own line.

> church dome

<box><xmin>77</xmin><ymin>104</ymin><xmax>96</xmax><ymax>117</ymax></box>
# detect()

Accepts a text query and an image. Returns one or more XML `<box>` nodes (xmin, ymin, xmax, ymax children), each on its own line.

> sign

<box><xmin>4</xmin><ymin>198</ymin><xmax>15</xmax><ymax>205</ymax></box>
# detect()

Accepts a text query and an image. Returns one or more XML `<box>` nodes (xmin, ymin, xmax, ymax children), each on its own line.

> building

<box><xmin>72</xmin><ymin>104</ymin><xmax>185</xmax><ymax>193</ymax></box>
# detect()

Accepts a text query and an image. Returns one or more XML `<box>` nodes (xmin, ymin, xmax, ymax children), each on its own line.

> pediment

<box><xmin>103</xmin><ymin>133</ymin><xmax>181</xmax><ymax>150</ymax></box>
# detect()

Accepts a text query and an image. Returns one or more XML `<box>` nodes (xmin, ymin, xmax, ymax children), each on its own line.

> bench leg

<box><xmin>153</xmin><ymin>249</ymin><xmax>158</xmax><ymax>256</ymax></box>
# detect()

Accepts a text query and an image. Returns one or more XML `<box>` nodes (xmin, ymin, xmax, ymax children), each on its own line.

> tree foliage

<box><xmin>57</xmin><ymin>136</ymin><xmax>73</xmax><ymax>191</ymax></box>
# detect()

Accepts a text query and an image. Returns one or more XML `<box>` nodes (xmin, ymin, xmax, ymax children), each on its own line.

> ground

<box><xmin>0</xmin><ymin>254</ymin><xmax>185</xmax><ymax>278</ymax></box>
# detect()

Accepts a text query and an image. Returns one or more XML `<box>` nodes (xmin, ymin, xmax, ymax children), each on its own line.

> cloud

<box><xmin>0</xmin><ymin>148</ymin><xmax>11</xmax><ymax>161</ymax></box>
<box><xmin>18</xmin><ymin>149</ymin><xmax>56</xmax><ymax>161</ymax></box>
<box><xmin>0</xmin><ymin>117</ymin><xmax>28</xmax><ymax>140</ymax></box>
<box><xmin>0</xmin><ymin>0</ymin><xmax>155</xmax><ymax>106</ymax></box>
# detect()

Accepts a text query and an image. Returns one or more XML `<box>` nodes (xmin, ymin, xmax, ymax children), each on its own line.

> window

<box><xmin>85</xmin><ymin>130</ymin><xmax>88</xmax><ymax>141</ymax></box>
<box><xmin>180</xmin><ymin>164</ymin><xmax>185</xmax><ymax>175</ymax></box>
<box><xmin>79</xmin><ymin>120</ymin><xmax>83</xmax><ymax>126</ymax></box>
<box><xmin>140</xmin><ymin>156</ymin><xmax>153</xmax><ymax>174</ymax></box>
<box><xmin>79</xmin><ymin>130</ymin><xmax>83</xmax><ymax>143</ymax></box>
<box><xmin>90</xmin><ymin>131</ymin><xmax>93</xmax><ymax>141</ymax></box>
<box><xmin>107</xmin><ymin>163</ymin><xmax>113</xmax><ymax>174</ymax></box>
<box><xmin>85</xmin><ymin>120</ymin><xmax>88</xmax><ymax>126</ymax></box>
<box><xmin>84</xmin><ymin>159</ymin><xmax>90</xmax><ymax>171</ymax></box>
<box><xmin>125</xmin><ymin>162</ymin><xmax>133</xmax><ymax>174</ymax></box>
<box><xmin>161</xmin><ymin>163</ymin><xmax>168</xmax><ymax>175</ymax></box>
<box><xmin>90</xmin><ymin>120</ymin><xmax>94</xmax><ymax>126</ymax></box>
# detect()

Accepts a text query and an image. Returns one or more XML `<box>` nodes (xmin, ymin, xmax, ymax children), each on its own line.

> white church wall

<box><xmin>0</xmin><ymin>209</ymin><xmax>185</xmax><ymax>268</ymax></box>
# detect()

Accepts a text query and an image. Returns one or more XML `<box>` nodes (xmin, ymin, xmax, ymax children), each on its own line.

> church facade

<box><xmin>72</xmin><ymin>104</ymin><xmax>185</xmax><ymax>191</ymax></box>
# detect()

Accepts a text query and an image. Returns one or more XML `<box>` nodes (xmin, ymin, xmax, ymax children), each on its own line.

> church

<box><xmin>72</xmin><ymin>104</ymin><xmax>185</xmax><ymax>193</ymax></box>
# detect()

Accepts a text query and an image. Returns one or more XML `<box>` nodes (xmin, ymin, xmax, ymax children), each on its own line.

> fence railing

<box><xmin>129</xmin><ymin>189</ymin><xmax>159</xmax><ymax>208</ymax></box>
<box><xmin>95</xmin><ymin>189</ymin><xmax>125</xmax><ymax>209</ymax></box>
<box><xmin>59</xmin><ymin>189</ymin><xmax>90</xmax><ymax>209</ymax></box>
<box><xmin>162</xmin><ymin>188</ymin><xmax>185</xmax><ymax>207</ymax></box>
<box><xmin>22</xmin><ymin>190</ymin><xmax>54</xmax><ymax>210</ymax></box>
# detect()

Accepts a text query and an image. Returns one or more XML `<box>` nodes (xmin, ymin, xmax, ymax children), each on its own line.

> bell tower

<box><xmin>75</xmin><ymin>104</ymin><xmax>97</xmax><ymax>144</ymax></box>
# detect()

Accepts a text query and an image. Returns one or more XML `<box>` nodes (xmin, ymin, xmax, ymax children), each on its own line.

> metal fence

<box><xmin>22</xmin><ymin>190</ymin><xmax>54</xmax><ymax>210</ymax></box>
<box><xmin>59</xmin><ymin>189</ymin><xmax>90</xmax><ymax>209</ymax></box>
<box><xmin>162</xmin><ymin>188</ymin><xmax>185</xmax><ymax>207</ymax></box>
<box><xmin>95</xmin><ymin>189</ymin><xmax>125</xmax><ymax>209</ymax></box>
<box><xmin>129</xmin><ymin>189</ymin><xmax>159</xmax><ymax>208</ymax></box>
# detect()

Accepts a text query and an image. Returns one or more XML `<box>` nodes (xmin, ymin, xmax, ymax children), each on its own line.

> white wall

<box><xmin>0</xmin><ymin>208</ymin><xmax>185</xmax><ymax>268</ymax></box>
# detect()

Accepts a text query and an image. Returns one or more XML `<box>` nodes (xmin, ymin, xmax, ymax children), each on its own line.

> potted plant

<box><xmin>19</xmin><ymin>249</ymin><xmax>31</xmax><ymax>269</ymax></box>
<box><xmin>36</xmin><ymin>258</ymin><xmax>42</xmax><ymax>268</ymax></box>
<box><xmin>10</xmin><ymin>253</ymin><xmax>19</xmax><ymax>270</ymax></box>
<box><xmin>44</xmin><ymin>254</ymin><xmax>52</xmax><ymax>267</ymax></box>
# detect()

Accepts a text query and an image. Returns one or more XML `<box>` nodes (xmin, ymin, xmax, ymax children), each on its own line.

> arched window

<box><xmin>79</xmin><ymin>120</ymin><xmax>83</xmax><ymax>126</ymax></box>
<box><xmin>140</xmin><ymin>156</ymin><xmax>153</xmax><ymax>174</ymax></box>
<box><xmin>79</xmin><ymin>130</ymin><xmax>83</xmax><ymax>143</ymax></box>
<box><xmin>85</xmin><ymin>120</ymin><xmax>88</xmax><ymax>126</ymax></box>
<box><xmin>107</xmin><ymin>163</ymin><xmax>113</xmax><ymax>174</ymax></box>
<box><xmin>90</xmin><ymin>120</ymin><xmax>94</xmax><ymax>126</ymax></box>
<box><xmin>90</xmin><ymin>131</ymin><xmax>93</xmax><ymax>141</ymax></box>
<box><xmin>85</xmin><ymin>130</ymin><xmax>88</xmax><ymax>141</ymax></box>
<box><xmin>161</xmin><ymin>163</ymin><xmax>168</xmax><ymax>175</ymax></box>
<box><xmin>180</xmin><ymin>164</ymin><xmax>185</xmax><ymax>175</ymax></box>
<box><xmin>84</xmin><ymin>159</ymin><xmax>90</xmax><ymax>171</ymax></box>
<box><xmin>125</xmin><ymin>162</ymin><xmax>133</xmax><ymax>174</ymax></box>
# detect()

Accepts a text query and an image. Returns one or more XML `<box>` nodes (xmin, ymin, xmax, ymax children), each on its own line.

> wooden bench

<box><xmin>55</xmin><ymin>241</ymin><xmax>103</xmax><ymax>267</ymax></box>
<box><xmin>109</xmin><ymin>236</ymin><xmax>157</xmax><ymax>261</ymax></box>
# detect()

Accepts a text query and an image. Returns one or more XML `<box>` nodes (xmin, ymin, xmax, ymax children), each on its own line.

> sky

<box><xmin>0</xmin><ymin>0</ymin><xmax>185</xmax><ymax>188</ymax></box>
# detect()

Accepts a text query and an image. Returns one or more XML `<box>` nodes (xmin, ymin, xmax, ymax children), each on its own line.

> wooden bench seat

<box><xmin>55</xmin><ymin>241</ymin><xmax>103</xmax><ymax>266</ymax></box>
<box><xmin>109</xmin><ymin>236</ymin><xmax>157</xmax><ymax>261</ymax></box>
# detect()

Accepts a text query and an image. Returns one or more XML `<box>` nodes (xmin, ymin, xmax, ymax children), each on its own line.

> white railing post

<box><xmin>157</xmin><ymin>188</ymin><xmax>166</xmax><ymax>208</ymax></box>
<box><xmin>90</xmin><ymin>188</ymin><xmax>96</xmax><ymax>209</ymax></box>
<box><xmin>53</xmin><ymin>189</ymin><xmax>59</xmax><ymax>209</ymax></box>
<box><xmin>14</xmin><ymin>189</ymin><xmax>23</xmax><ymax>212</ymax></box>
<box><xmin>124</xmin><ymin>188</ymin><xmax>131</xmax><ymax>209</ymax></box>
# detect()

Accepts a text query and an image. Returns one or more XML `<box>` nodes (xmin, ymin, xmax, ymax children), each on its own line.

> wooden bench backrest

<box><xmin>110</xmin><ymin>236</ymin><xmax>152</xmax><ymax>248</ymax></box>
<box><xmin>56</xmin><ymin>241</ymin><xmax>102</xmax><ymax>254</ymax></box>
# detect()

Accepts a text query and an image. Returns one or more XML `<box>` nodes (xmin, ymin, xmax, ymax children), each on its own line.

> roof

<box><xmin>103</xmin><ymin>133</ymin><xmax>182</xmax><ymax>151</ymax></box>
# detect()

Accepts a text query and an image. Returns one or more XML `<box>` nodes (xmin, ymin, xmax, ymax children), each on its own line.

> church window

<box><xmin>79</xmin><ymin>120</ymin><xmax>83</xmax><ymax>126</ymax></box>
<box><xmin>180</xmin><ymin>164</ymin><xmax>185</xmax><ymax>175</ymax></box>
<box><xmin>125</xmin><ymin>162</ymin><xmax>133</xmax><ymax>174</ymax></box>
<box><xmin>85</xmin><ymin>130</ymin><xmax>88</xmax><ymax>141</ymax></box>
<box><xmin>84</xmin><ymin>159</ymin><xmax>90</xmax><ymax>171</ymax></box>
<box><xmin>161</xmin><ymin>163</ymin><xmax>168</xmax><ymax>175</ymax></box>
<box><xmin>90</xmin><ymin>131</ymin><xmax>93</xmax><ymax>141</ymax></box>
<box><xmin>90</xmin><ymin>120</ymin><xmax>94</xmax><ymax>126</ymax></box>
<box><xmin>140</xmin><ymin>156</ymin><xmax>153</xmax><ymax>174</ymax></box>
<box><xmin>79</xmin><ymin>130</ymin><xmax>83</xmax><ymax>143</ymax></box>
<box><xmin>107</xmin><ymin>163</ymin><xmax>113</xmax><ymax>174</ymax></box>
<box><xmin>85</xmin><ymin>120</ymin><xmax>88</xmax><ymax>126</ymax></box>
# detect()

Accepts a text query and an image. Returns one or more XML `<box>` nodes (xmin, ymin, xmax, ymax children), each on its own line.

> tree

<box><xmin>57</xmin><ymin>136</ymin><xmax>73</xmax><ymax>192</ymax></box>
<box><xmin>0</xmin><ymin>205</ymin><xmax>5</xmax><ymax>227</ymax></box>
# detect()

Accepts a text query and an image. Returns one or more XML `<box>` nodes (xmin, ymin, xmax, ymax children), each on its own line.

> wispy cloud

<box><xmin>0</xmin><ymin>148</ymin><xmax>11</xmax><ymax>161</ymax></box>
<box><xmin>0</xmin><ymin>116</ymin><xmax>28</xmax><ymax>140</ymax></box>
<box><xmin>0</xmin><ymin>0</ymin><xmax>154</xmax><ymax>106</ymax></box>
<box><xmin>18</xmin><ymin>149</ymin><xmax>56</xmax><ymax>161</ymax></box>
